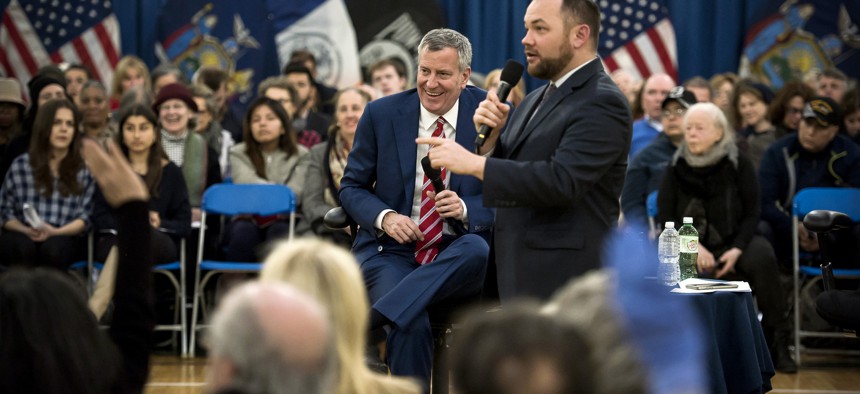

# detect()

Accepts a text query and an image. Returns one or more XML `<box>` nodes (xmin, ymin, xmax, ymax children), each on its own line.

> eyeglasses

<box><xmin>160</xmin><ymin>103</ymin><xmax>187</xmax><ymax>112</ymax></box>
<box><xmin>662</xmin><ymin>108</ymin><xmax>687</xmax><ymax>118</ymax></box>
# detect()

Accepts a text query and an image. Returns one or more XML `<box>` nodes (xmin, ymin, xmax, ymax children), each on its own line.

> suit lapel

<box><xmin>393</xmin><ymin>93</ymin><xmax>420</xmax><ymax>203</ymax></box>
<box><xmin>507</xmin><ymin>59</ymin><xmax>603</xmax><ymax>155</ymax></box>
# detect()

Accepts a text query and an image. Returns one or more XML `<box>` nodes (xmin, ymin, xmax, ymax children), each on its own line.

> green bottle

<box><xmin>678</xmin><ymin>217</ymin><xmax>699</xmax><ymax>280</ymax></box>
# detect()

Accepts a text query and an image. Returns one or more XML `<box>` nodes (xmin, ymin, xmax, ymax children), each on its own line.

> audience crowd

<box><xmin>0</xmin><ymin>9</ymin><xmax>858</xmax><ymax>392</ymax></box>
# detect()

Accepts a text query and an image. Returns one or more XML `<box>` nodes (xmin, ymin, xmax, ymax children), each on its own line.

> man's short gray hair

<box><xmin>208</xmin><ymin>283</ymin><xmax>337</xmax><ymax>394</ymax></box>
<box><xmin>418</xmin><ymin>28</ymin><xmax>472</xmax><ymax>72</ymax></box>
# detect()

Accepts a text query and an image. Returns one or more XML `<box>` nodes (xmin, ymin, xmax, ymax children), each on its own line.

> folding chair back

<box><xmin>191</xmin><ymin>183</ymin><xmax>297</xmax><ymax>355</ymax></box>
<box><xmin>646</xmin><ymin>190</ymin><xmax>659</xmax><ymax>237</ymax></box>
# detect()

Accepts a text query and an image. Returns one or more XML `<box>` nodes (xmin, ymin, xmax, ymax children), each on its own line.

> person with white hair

<box><xmin>207</xmin><ymin>281</ymin><xmax>336</xmax><ymax>394</ymax></box>
<box><xmin>657</xmin><ymin>102</ymin><xmax>795</xmax><ymax>373</ymax></box>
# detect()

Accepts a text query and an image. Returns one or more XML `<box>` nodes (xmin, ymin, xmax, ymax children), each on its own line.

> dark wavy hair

<box><xmin>242</xmin><ymin>97</ymin><xmax>299</xmax><ymax>180</ymax></box>
<box><xmin>0</xmin><ymin>268</ymin><xmax>121</xmax><ymax>394</ymax></box>
<box><xmin>117</xmin><ymin>103</ymin><xmax>167</xmax><ymax>197</ymax></box>
<box><xmin>768</xmin><ymin>81</ymin><xmax>814</xmax><ymax>128</ymax></box>
<box><xmin>28</xmin><ymin>99</ymin><xmax>84</xmax><ymax>197</ymax></box>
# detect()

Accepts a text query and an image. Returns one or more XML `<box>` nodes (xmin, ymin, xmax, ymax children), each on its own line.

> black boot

<box><xmin>772</xmin><ymin>330</ymin><xmax>797</xmax><ymax>373</ymax></box>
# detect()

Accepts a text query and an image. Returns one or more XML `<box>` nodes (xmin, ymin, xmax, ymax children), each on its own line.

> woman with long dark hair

<box><xmin>0</xmin><ymin>99</ymin><xmax>94</xmax><ymax>269</ymax></box>
<box><xmin>226</xmin><ymin>96</ymin><xmax>309</xmax><ymax>261</ymax></box>
<box><xmin>91</xmin><ymin>103</ymin><xmax>191</xmax><ymax>265</ymax></box>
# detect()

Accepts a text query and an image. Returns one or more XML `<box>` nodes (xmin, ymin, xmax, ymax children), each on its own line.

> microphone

<box><xmin>421</xmin><ymin>155</ymin><xmax>465</xmax><ymax>235</ymax></box>
<box><xmin>421</xmin><ymin>156</ymin><xmax>445</xmax><ymax>194</ymax></box>
<box><xmin>475</xmin><ymin>59</ymin><xmax>524</xmax><ymax>148</ymax></box>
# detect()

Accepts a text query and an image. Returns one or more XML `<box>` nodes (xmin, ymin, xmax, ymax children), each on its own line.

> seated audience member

<box><xmin>759</xmin><ymin>97</ymin><xmax>860</xmax><ymax>268</ymax></box>
<box><xmin>0</xmin><ymin>137</ymin><xmax>155</xmax><ymax>394</ymax></box>
<box><xmin>259</xmin><ymin>76</ymin><xmax>299</xmax><ymax>120</ymax></box>
<box><xmin>483</xmin><ymin>67</ymin><xmax>526</xmax><ymax>108</ymax></box>
<box><xmin>260</xmin><ymin>238</ymin><xmax>421</xmax><ymax>394</ymax></box>
<box><xmin>194</xmin><ymin>65</ymin><xmax>244</xmax><ymax>142</ymax></box>
<box><xmin>610</xmin><ymin>68</ymin><xmax>641</xmax><ymax>107</ymax></box>
<box><xmin>153</xmin><ymin>83</ymin><xmax>222</xmax><ymax>221</ymax></box>
<box><xmin>92</xmin><ymin>104</ymin><xmax>191</xmax><ymax>265</ymax></box>
<box><xmin>0</xmin><ymin>72</ymin><xmax>68</xmax><ymax>182</ymax></box>
<box><xmin>732</xmin><ymin>81</ymin><xmax>775</xmax><ymax>170</ymax></box>
<box><xmin>709</xmin><ymin>72</ymin><xmax>739</xmax><ymax>117</ymax></box>
<box><xmin>284</xmin><ymin>63</ymin><xmax>332</xmax><ymax>148</ymax></box>
<box><xmin>0</xmin><ymin>78</ymin><xmax>26</xmax><ymax>155</ymax></box>
<box><xmin>226</xmin><ymin>97</ymin><xmax>310</xmax><ymax>261</ymax></box>
<box><xmin>63</xmin><ymin>63</ymin><xmax>91</xmax><ymax>104</ymax></box>
<box><xmin>0</xmin><ymin>99</ymin><xmax>94</xmax><ymax>269</ymax></box>
<box><xmin>78</xmin><ymin>81</ymin><xmax>116</xmax><ymax>144</ymax></box>
<box><xmin>841</xmin><ymin>88</ymin><xmax>860</xmax><ymax>145</ymax></box>
<box><xmin>683</xmin><ymin>76</ymin><xmax>712</xmax><ymax>103</ymax></box>
<box><xmin>190</xmin><ymin>84</ymin><xmax>234</xmax><ymax>178</ymax></box>
<box><xmin>110</xmin><ymin>55</ymin><xmax>150</xmax><ymax>110</ymax></box>
<box><xmin>657</xmin><ymin>102</ymin><xmax>795</xmax><ymax>372</ymax></box>
<box><xmin>207</xmin><ymin>281</ymin><xmax>336</xmax><ymax>394</ymax></box>
<box><xmin>151</xmin><ymin>63</ymin><xmax>186</xmax><ymax>95</ymax></box>
<box><xmin>630</xmin><ymin>73</ymin><xmax>675</xmax><ymax>158</ymax></box>
<box><xmin>289</xmin><ymin>49</ymin><xmax>337</xmax><ymax>116</ymax></box>
<box><xmin>451</xmin><ymin>303</ymin><xmax>599</xmax><ymax>394</ymax></box>
<box><xmin>769</xmin><ymin>81</ymin><xmax>815</xmax><ymax>138</ymax></box>
<box><xmin>816</xmin><ymin>67</ymin><xmax>849</xmax><ymax>103</ymax></box>
<box><xmin>621</xmin><ymin>86</ymin><xmax>696</xmax><ymax>229</ymax></box>
<box><xmin>303</xmin><ymin>88</ymin><xmax>371</xmax><ymax>245</ymax></box>
<box><xmin>370</xmin><ymin>59</ymin><xmax>409</xmax><ymax>98</ymax></box>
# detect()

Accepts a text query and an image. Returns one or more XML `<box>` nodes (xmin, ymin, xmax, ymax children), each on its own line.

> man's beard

<box><xmin>527</xmin><ymin>42</ymin><xmax>574</xmax><ymax>80</ymax></box>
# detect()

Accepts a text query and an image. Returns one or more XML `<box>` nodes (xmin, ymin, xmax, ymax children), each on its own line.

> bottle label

<box><xmin>679</xmin><ymin>235</ymin><xmax>698</xmax><ymax>253</ymax></box>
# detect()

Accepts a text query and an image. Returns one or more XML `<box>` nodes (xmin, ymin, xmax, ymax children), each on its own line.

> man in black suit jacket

<box><xmin>419</xmin><ymin>0</ymin><xmax>631</xmax><ymax>300</ymax></box>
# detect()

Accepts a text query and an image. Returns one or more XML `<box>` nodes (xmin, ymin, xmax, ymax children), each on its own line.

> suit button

<box><xmin>377</xmin><ymin>246</ymin><xmax>383</xmax><ymax>252</ymax></box>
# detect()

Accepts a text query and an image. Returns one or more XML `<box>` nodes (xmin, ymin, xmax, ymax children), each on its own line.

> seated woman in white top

<box><xmin>225</xmin><ymin>97</ymin><xmax>309</xmax><ymax>261</ymax></box>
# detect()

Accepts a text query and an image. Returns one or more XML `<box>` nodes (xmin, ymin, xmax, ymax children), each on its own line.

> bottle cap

<box><xmin>664</xmin><ymin>221</ymin><xmax>674</xmax><ymax>228</ymax></box>
<box><xmin>683</xmin><ymin>217</ymin><xmax>693</xmax><ymax>224</ymax></box>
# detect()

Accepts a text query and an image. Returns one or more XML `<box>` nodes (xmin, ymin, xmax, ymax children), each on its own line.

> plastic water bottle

<box><xmin>678</xmin><ymin>217</ymin><xmax>699</xmax><ymax>281</ymax></box>
<box><xmin>658</xmin><ymin>222</ymin><xmax>680</xmax><ymax>286</ymax></box>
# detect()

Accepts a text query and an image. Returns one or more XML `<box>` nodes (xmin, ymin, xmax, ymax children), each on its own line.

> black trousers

<box><xmin>707</xmin><ymin>235</ymin><xmax>789</xmax><ymax>331</ymax></box>
<box><xmin>96</xmin><ymin>228</ymin><xmax>177</xmax><ymax>265</ymax></box>
<box><xmin>0</xmin><ymin>231</ymin><xmax>83</xmax><ymax>269</ymax></box>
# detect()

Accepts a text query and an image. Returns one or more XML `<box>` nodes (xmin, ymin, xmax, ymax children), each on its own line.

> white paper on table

<box><xmin>670</xmin><ymin>278</ymin><xmax>752</xmax><ymax>294</ymax></box>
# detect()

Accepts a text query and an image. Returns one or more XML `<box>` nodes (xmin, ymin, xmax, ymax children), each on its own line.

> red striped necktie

<box><xmin>415</xmin><ymin>117</ymin><xmax>447</xmax><ymax>264</ymax></box>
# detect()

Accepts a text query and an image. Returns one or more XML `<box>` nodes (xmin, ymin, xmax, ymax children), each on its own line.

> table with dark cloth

<box><xmin>686</xmin><ymin>291</ymin><xmax>775</xmax><ymax>394</ymax></box>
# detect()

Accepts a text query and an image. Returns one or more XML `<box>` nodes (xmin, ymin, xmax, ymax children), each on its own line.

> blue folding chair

<box><xmin>189</xmin><ymin>183</ymin><xmax>296</xmax><ymax>355</ymax></box>
<box><xmin>791</xmin><ymin>187</ymin><xmax>860</xmax><ymax>365</ymax></box>
<box><xmin>646</xmin><ymin>190</ymin><xmax>659</xmax><ymax>237</ymax></box>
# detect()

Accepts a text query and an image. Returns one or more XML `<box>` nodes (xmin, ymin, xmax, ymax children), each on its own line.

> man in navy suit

<box><xmin>420</xmin><ymin>0</ymin><xmax>631</xmax><ymax>301</ymax></box>
<box><xmin>339</xmin><ymin>28</ymin><xmax>493</xmax><ymax>387</ymax></box>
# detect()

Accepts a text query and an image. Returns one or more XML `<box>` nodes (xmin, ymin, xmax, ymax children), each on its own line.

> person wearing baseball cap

<box><xmin>760</xmin><ymin>95</ymin><xmax>860</xmax><ymax>275</ymax></box>
<box><xmin>0</xmin><ymin>70</ymin><xmax>69</xmax><ymax>182</ymax></box>
<box><xmin>621</xmin><ymin>86</ymin><xmax>697</xmax><ymax>228</ymax></box>
<box><xmin>153</xmin><ymin>82</ymin><xmax>221</xmax><ymax>216</ymax></box>
<box><xmin>0</xmin><ymin>78</ymin><xmax>26</xmax><ymax>148</ymax></box>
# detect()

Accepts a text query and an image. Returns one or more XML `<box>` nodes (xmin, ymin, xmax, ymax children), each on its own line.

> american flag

<box><xmin>597</xmin><ymin>0</ymin><xmax>677</xmax><ymax>81</ymax></box>
<box><xmin>0</xmin><ymin>0</ymin><xmax>120</xmax><ymax>96</ymax></box>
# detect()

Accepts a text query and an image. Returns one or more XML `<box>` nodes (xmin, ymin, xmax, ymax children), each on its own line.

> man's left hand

<box><xmin>416</xmin><ymin>137</ymin><xmax>486</xmax><ymax>180</ymax></box>
<box><xmin>427</xmin><ymin>190</ymin><xmax>463</xmax><ymax>220</ymax></box>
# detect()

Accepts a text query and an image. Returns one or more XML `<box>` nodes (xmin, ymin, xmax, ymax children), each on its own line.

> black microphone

<box><xmin>421</xmin><ymin>155</ymin><xmax>465</xmax><ymax>235</ymax></box>
<box><xmin>475</xmin><ymin>59</ymin><xmax>524</xmax><ymax>148</ymax></box>
<box><xmin>421</xmin><ymin>156</ymin><xmax>445</xmax><ymax>194</ymax></box>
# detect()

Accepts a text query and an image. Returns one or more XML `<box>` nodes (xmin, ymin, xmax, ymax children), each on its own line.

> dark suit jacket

<box><xmin>483</xmin><ymin>59</ymin><xmax>632</xmax><ymax>300</ymax></box>
<box><xmin>340</xmin><ymin>86</ymin><xmax>494</xmax><ymax>263</ymax></box>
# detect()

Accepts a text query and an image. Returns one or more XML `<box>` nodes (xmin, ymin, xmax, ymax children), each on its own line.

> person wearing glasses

<box><xmin>621</xmin><ymin>86</ymin><xmax>697</xmax><ymax>229</ymax></box>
